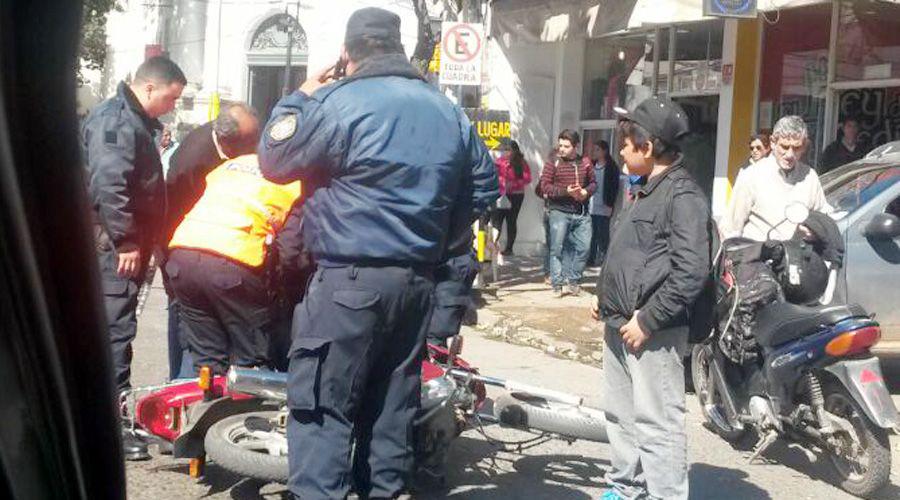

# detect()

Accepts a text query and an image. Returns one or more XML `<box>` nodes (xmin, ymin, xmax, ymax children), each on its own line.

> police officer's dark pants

<box><xmin>165</xmin><ymin>249</ymin><xmax>271</xmax><ymax>375</ymax></box>
<box><xmin>427</xmin><ymin>253</ymin><xmax>478</xmax><ymax>346</ymax></box>
<box><xmin>167</xmin><ymin>297</ymin><xmax>195</xmax><ymax>380</ymax></box>
<box><xmin>98</xmin><ymin>247</ymin><xmax>141</xmax><ymax>392</ymax></box>
<box><xmin>287</xmin><ymin>265</ymin><xmax>434</xmax><ymax>500</ymax></box>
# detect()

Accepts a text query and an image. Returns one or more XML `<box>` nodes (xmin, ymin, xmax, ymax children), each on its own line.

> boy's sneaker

<box><xmin>600</xmin><ymin>490</ymin><xmax>624</xmax><ymax>500</ymax></box>
<box><xmin>567</xmin><ymin>284</ymin><xmax>582</xmax><ymax>296</ymax></box>
<box><xmin>553</xmin><ymin>287</ymin><xmax>566</xmax><ymax>298</ymax></box>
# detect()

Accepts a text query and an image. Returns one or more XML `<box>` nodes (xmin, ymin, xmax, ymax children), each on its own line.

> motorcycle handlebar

<box><xmin>448</xmin><ymin>369</ymin><xmax>584</xmax><ymax>407</ymax></box>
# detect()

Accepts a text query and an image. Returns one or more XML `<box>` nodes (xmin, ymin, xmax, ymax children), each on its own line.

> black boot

<box><xmin>121</xmin><ymin>427</ymin><xmax>150</xmax><ymax>461</ymax></box>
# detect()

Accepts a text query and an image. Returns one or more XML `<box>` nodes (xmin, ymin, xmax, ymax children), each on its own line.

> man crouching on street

<box><xmin>591</xmin><ymin>97</ymin><xmax>710</xmax><ymax>500</ymax></box>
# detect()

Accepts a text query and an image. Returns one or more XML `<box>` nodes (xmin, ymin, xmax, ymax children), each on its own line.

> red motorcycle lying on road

<box><xmin>125</xmin><ymin>337</ymin><xmax>608</xmax><ymax>484</ymax></box>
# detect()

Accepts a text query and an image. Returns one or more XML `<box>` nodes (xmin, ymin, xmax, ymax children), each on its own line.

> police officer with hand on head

<box><xmin>258</xmin><ymin>7</ymin><xmax>498</xmax><ymax>499</ymax></box>
<box><xmin>81</xmin><ymin>56</ymin><xmax>186</xmax><ymax>460</ymax></box>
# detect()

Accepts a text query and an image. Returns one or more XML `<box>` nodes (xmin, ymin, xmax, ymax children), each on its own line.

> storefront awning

<box><xmin>491</xmin><ymin>0</ymin><xmax>842</xmax><ymax>44</ymax></box>
<box><xmin>491</xmin><ymin>0</ymin><xmax>637</xmax><ymax>43</ymax></box>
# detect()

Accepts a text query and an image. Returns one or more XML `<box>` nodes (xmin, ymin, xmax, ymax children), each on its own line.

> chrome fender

<box><xmin>825</xmin><ymin>357</ymin><xmax>899</xmax><ymax>430</ymax></box>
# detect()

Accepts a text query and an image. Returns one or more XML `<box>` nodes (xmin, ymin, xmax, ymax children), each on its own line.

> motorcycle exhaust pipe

<box><xmin>227</xmin><ymin>367</ymin><xmax>288</xmax><ymax>401</ymax></box>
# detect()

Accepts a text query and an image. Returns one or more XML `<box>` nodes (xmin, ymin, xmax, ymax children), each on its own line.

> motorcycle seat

<box><xmin>754</xmin><ymin>302</ymin><xmax>868</xmax><ymax>348</ymax></box>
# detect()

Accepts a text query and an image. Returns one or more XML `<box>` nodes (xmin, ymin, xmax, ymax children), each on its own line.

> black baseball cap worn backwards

<box><xmin>615</xmin><ymin>96</ymin><xmax>690</xmax><ymax>145</ymax></box>
<box><xmin>345</xmin><ymin>7</ymin><xmax>402</xmax><ymax>44</ymax></box>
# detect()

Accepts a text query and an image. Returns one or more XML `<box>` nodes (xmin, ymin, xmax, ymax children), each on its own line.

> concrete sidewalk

<box><xmin>473</xmin><ymin>255</ymin><xmax>605</xmax><ymax>366</ymax></box>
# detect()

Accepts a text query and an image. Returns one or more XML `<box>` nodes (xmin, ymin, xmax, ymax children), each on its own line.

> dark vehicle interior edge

<box><xmin>1</xmin><ymin>1</ymin><xmax>126</xmax><ymax>498</ymax></box>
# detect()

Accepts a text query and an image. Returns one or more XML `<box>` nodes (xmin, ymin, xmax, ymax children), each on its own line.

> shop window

<box><xmin>835</xmin><ymin>0</ymin><xmax>900</xmax><ymax>82</ymax></box>
<box><xmin>671</xmin><ymin>22</ymin><xmax>724</xmax><ymax>95</ymax></box>
<box><xmin>581</xmin><ymin>32</ymin><xmax>655</xmax><ymax>121</ymax></box>
<box><xmin>758</xmin><ymin>3</ymin><xmax>832</xmax><ymax>166</ymax></box>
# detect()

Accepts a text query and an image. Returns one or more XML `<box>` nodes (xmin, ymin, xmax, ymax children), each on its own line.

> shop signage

<box><xmin>465</xmin><ymin>109</ymin><xmax>510</xmax><ymax>150</ymax></box>
<box><xmin>440</xmin><ymin>22</ymin><xmax>483</xmax><ymax>86</ymax></box>
<box><xmin>722</xmin><ymin>63</ymin><xmax>734</xmax><ymax>85</ymax></box>
<box><xmin>703</xmin><ymin>0</ymin><xmax>757</xmax><ymax>18</ymax></box>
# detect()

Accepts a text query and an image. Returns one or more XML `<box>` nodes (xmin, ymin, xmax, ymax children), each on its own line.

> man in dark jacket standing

<box><xmin>257</xmin><ymin>8</ymin><xmax>498</xmax><ymax>499</ymax></box>
<box><xmin>591</xmin><ymin>97</ymin><xmax>709</xmax><ymax>500</ymax></box>
<box><xmin>81</xmin><ymin>56</ymin><xmax>186</xmax><ymax>459</ymax></box>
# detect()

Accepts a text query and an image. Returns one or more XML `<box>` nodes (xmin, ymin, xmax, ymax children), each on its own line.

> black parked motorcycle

<box><xmin>693</xmin><ymin>204</ymin><xmax>898</xmax><ymax>498</ymax></box>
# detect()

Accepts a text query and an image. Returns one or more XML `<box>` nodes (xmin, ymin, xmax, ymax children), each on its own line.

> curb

<box><xmin>470</xmin><ymin>307</ymin><xmax>604</xmax><ymax>367</ymax></box>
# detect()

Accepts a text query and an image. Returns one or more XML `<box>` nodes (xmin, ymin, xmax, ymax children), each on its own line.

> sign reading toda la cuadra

<box><xmin>440</xmin><ymin>22</ymin><xmax>483</xmax><ymax>86</ymax></box>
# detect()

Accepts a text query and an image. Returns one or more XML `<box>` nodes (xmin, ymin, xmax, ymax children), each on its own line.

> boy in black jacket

<box><xmin>591</xmin><ymin>97</ymin><xmax>710</xmax><ymax>500</ymax></box>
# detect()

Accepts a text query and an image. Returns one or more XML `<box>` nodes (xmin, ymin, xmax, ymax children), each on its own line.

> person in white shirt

<box><xmin>721</xmin><ymin>115</ymin><xmax>829</xmax><ymax>241</ymax></box>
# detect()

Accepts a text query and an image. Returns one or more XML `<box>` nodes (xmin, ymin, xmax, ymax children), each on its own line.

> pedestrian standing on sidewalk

<box><xmin>257</xmin><ymin>8</ymin><xmax>498</xmax><ymax>499</ymax></box>
<box><xmin>492</xmin><ymin>140</ymin><xmax>531</xmax><ymax>255</ymax></box>
<box><xmin>591</xmin><ymin>96</ymin><xmax>709</xmax><ymax>500</ymax></box>
<box><xmin>540</xmin><ymin>130</ymin><xmax>595</xmax><ymax>297</ymax></box>
<box><xmin>81</xmin><ymin>56</ymin><xmax>186</xmax><ymax>461</ymax></box>
<box><xmin>586</xmin><ymin>140</ymin><xmax>619</xmax><ymax>267</ymax></box>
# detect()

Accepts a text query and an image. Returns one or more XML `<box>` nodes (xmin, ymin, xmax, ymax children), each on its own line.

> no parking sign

<box><xmin>439</xmin><ymin>22</ymin><xmax>483</xmax><ymax>86</ymax></box>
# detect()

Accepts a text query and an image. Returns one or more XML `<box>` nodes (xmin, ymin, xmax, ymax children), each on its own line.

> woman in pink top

<box><xmin>492</xmin><ymin>140</ymin><xmax>532</xmax><ymax>255</ymax></box>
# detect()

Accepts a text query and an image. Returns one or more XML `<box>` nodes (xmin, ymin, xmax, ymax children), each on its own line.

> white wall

<box><xmin>90</xmin><ymin>0</ymin><xmax>419</xmax><ymax>124</ymax></box>
<box><xmin>486</xmin><ymin>33</ymin><xmax>586</xmax><ymax>255</ymax></box>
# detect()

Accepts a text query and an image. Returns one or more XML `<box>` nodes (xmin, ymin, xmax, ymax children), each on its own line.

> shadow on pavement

<box><xmin>760</xmin><ymin>440</ymin><xmax>900</xmax><ymax>500</ymax></box>
<box><xmin>689</xmin><ymin>463</ymin><xmax>771</xmax><ymax>499</ymax></box>
<box><xmin>415</xmin><ymin>436</ymin><xmax>602</xmax><ymax>499</ymax></box>
<box><xmin>228</xmin><ymin>478</ymin><xmax>290</xmax><ymax>499</ymax></box>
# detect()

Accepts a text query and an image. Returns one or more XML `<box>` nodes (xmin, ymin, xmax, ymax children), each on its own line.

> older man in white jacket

<box><xmin>722</xmin><ymin>115</ymin><xmax>830</xmax><ymax>241</ymax></box>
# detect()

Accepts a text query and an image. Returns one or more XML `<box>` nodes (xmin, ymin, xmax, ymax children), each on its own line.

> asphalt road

<box><xmin>127</xmin><ymin>282</ymin><xmax>900</xmax><ymax>499</ymax></box>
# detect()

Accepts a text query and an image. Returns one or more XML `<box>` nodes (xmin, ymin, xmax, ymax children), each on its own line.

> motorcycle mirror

<box><xmin>785</xmin><ymin>203</ymin><xmax>810</xmax><ymax>225</ymax></box>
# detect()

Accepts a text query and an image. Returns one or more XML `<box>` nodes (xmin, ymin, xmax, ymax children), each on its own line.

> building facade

<box><xmin>83</xmin><ymin>0</ymin><xmax>900</xmax><ymax>255</ymax></box>
<box><xmin>81</xmin><ymin>0</ymin><xmax>425</xmax><ymax>131</ymax></box>
<box><xmin>483</xmin><ymin>0</ymin><xmax>900</xmax><ymax>254</ymax></box>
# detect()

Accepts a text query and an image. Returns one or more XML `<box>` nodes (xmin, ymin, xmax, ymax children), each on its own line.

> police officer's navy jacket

<box><xmin>258</xmin><ymin>53</ymin><xmax>498</xmax><ymax>266</ymax></box>
<box><xmin>82</xmin><ymin>82</ymin><xmax>165</xmax><ymax>251</ymax></box>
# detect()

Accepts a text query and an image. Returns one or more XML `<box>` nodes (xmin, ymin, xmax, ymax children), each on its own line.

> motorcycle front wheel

<box><xmin>823</xmin><ymin>384</ymin><xmax>892</xmax><ymax>498</ymax></box>
<box><xmin>204</xmin><ymin>411</ymin><xmax>289</xmax><ymax>483</ymax></box>
<box><xmin>493</xmin><ymin>393</ymin><xmax>608</xmax><ymax>442</ymax></box>
<box><xmin>691</xmin><ymin>343</ymin><xmax>748</xmax><ymax>443</ymax></box>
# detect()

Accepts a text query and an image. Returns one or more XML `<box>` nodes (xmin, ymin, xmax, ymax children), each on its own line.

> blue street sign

<box><xmin>703</xmin><ymin>0</ymin><xmax>757</xmax><ymax>18</ymax></box>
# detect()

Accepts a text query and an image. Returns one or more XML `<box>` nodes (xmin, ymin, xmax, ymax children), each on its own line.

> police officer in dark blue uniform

<box><xmin>258</xmin><ymin>8</ymin><xmax>498</xmax><ymax>499</ymax></box>
<box><xmin>427</xmin><ymin>223</ymin><xmax>478</xmax><ymax>346</ymax></box>
<box><xmin>82</xmin><ymin>56</ymin><xmax>186</xmax><ymax>460</ymax></box>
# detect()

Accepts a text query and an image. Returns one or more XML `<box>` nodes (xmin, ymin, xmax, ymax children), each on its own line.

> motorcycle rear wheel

<box><xmin>205</xmin><ymin>411</ymin><xmax>289</xmax><ymax>483</ymax></box>
<box><xmin>691</xmin><ymin>343</ymin><xmax>748</xmax><ymax>443</ymax></box>
<box><xmin>493</xmin><ymin>392</ymin><xmax>608</xmax><ymax>442</ymax></box>
<box><xmin>823</xmin><ymin>385</ymin><xmax>891</xmax><ymax>498</ymax></box>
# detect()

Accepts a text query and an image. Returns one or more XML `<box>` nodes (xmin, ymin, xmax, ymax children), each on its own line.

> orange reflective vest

<box><xmin>169</xmin><ymin>154</ymin><xmax>301</xmax><ymax>268</ymax></box>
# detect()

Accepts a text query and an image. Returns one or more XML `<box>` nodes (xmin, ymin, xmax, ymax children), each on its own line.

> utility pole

<box><xmin>209</xmin><ymin>0</ymin><xmax>223</xmax><ymax>120</ymax></box>
<box><xmin>282</xmin><ymin>3</ymin><xmax>300</xmax><ymax>96</ymax></box>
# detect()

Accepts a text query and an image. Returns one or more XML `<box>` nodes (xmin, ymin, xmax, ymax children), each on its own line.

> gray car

<box><xmin>821</xmin><ymin>141</ymin><xmax>900</xmax><ymax>352</ymax></box>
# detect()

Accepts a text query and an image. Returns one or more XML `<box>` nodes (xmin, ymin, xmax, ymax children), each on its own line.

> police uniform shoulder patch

<box><xmin>268</xmin><ymin>114</ymin><xmax>298</xmax><ymax>142</ymax></box>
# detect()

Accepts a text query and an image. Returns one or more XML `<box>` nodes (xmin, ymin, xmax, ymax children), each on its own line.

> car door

<box><xmin>844</xmin><ymin>178</ymin><xmax>900</xmax><ymax>348</ymax></box>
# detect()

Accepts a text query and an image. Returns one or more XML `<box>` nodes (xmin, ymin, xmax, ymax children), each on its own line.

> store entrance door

<box><xmin>672</xmin><ymin>95</ymin><xmax>719</xmax><ymax>201</ymax></box>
